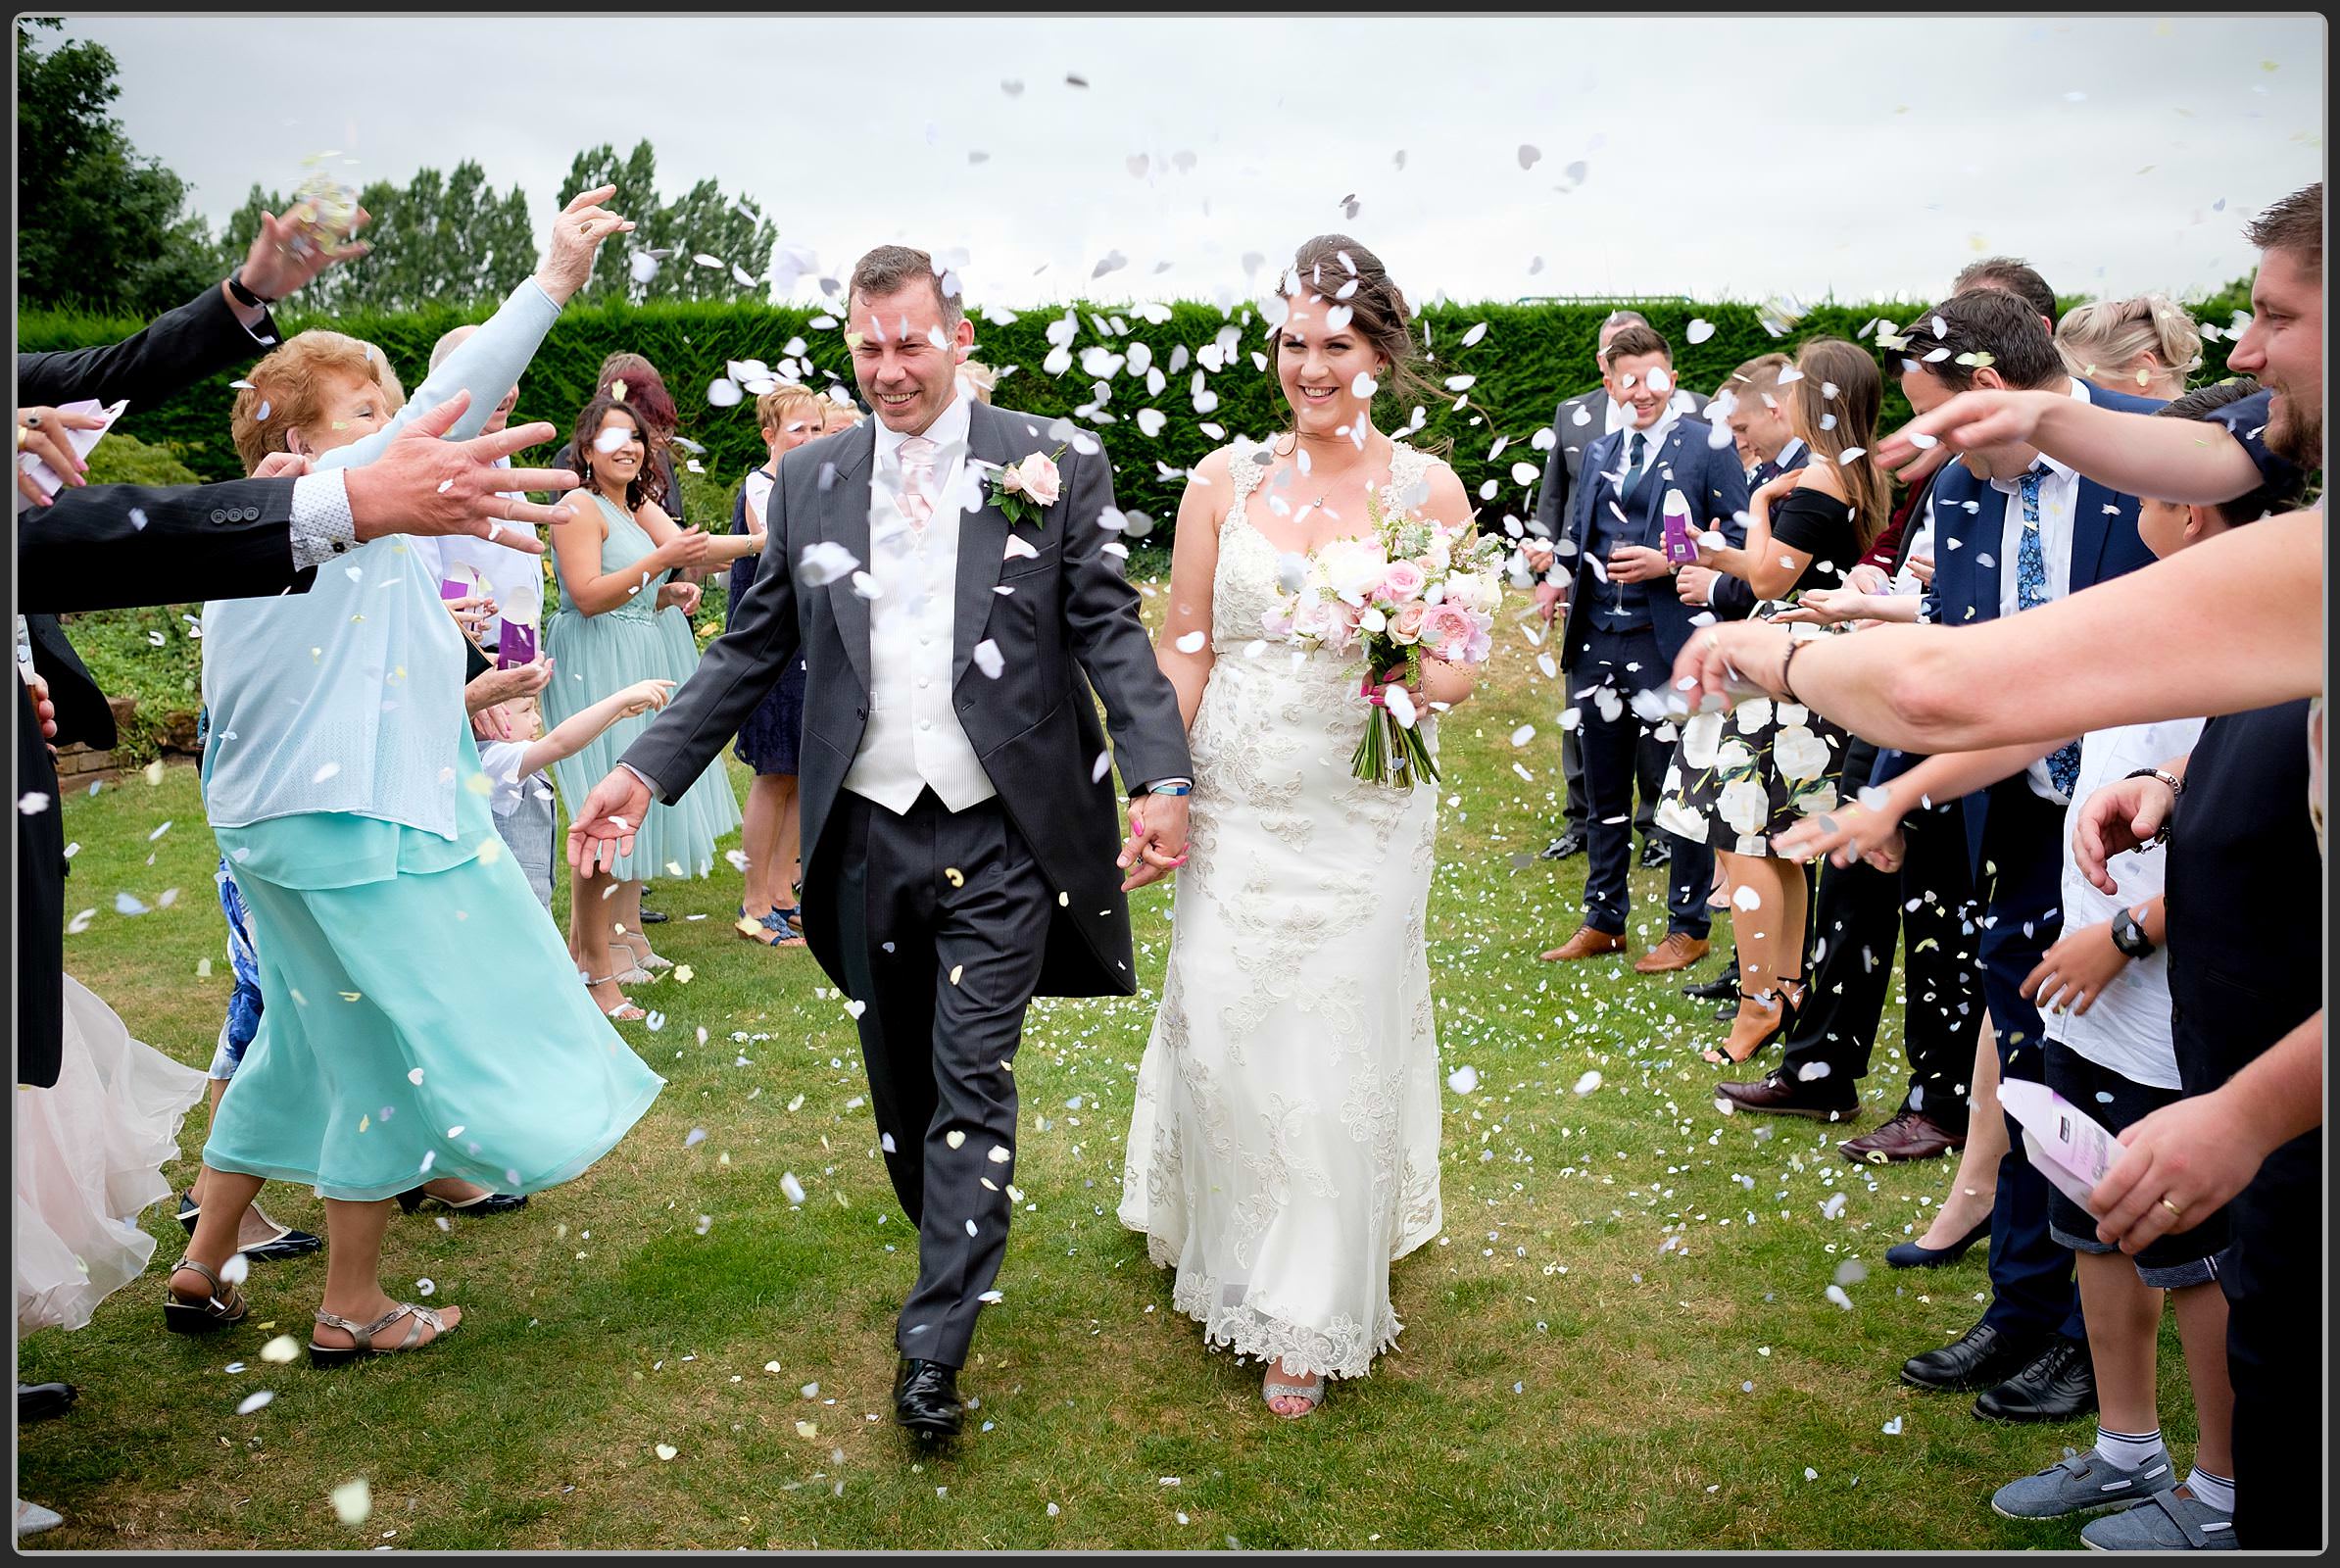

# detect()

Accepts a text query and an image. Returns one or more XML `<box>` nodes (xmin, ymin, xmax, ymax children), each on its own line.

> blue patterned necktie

<box><xmin>1619</xmin><ymin>431</ymin><xmax>1649</xmax><ymax>502</ymax></box>
<box><xmin>2014</xmin><ymin>466</ymin><xmax>2083</xmax><ymax>797</ymax></box>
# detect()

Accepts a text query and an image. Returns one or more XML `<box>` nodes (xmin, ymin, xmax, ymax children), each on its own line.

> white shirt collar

<box><xmin>873</xmin><ymin>389</ymin><xmax>972</xmax><ymax>464</ymax></box>
<box><xmin>1774</xmin><ymin>436</ymin><xmax>1807</xmax><ymax>469</ymax></box>
<box><xmin>1623</xmin><ymin>405</ymin><xmax>1680</xmax><ymax>457</ymax></box>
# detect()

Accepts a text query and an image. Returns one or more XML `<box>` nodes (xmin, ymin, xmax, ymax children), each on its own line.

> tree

<box><xmin>212</xmin><ymin>160</ymin><xmax>537</xmax><ymax>315</ymax></box>
<box><xmin>17</xmin><ymin>18</ymin><xmax>217</xmax><ymax>318</ymax></box>
<box><xmin>556</xmin><ymin>139</ymin><xmax>776</xmax><ymax>304</ymax></box>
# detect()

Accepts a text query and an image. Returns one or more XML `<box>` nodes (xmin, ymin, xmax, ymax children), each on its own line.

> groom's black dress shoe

<box><xmin>1974</xmin><ymin>1336</ymin><xmax>2097</xmax><ymax>1423</ymax></box>
<box><xmin>1539</xmin><ymin>828</ymin><xmax>1586</xmax><ymax>861</ymax></box>
<box><xmin>894</xmin><ymin>1357</ymin><xmax>962</xmax><ymax>1441</ymax></box>
<box><xmin>1902</xmin><ymin>1318</ymin><xmax>2043</xmax><ymax>1394</ymax></box>
<box><xmin>18</xmin><ymin>1382</ymin><xmax>77</xmax><ymax>1423</ymax></box>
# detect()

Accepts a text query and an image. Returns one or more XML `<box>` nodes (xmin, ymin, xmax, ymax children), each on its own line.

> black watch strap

<box><xmin>226</xmin><ymin>270</ymin><xmax>276</xmax><ymax>309</ymax></box>
<box><xmin>2109</xmin><ymin>906</ymin><xmax>2156</xmax><ymax>959</ymax></box>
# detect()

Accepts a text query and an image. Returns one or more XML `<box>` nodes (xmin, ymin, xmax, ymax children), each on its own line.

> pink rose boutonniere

<box><xmin>988</xmin><ymin>446</ymin><xmax>1066</xmax><ymax>528</ymax></box>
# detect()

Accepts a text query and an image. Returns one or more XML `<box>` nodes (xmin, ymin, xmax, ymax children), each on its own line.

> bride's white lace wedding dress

<box><xmin>1118</xmin><ymin>439</ymin><xmax>1444</xmax><ymax>1380</ymax></box>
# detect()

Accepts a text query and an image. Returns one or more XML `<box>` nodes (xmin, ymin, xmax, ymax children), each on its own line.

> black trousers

<box><xmin>832</xmin><ymin>788</ymin><xmax>1054</xmax><ymax>1368</ymax></box>
<box><xmin>2224</xmin><ymin>1130</ymin><xmax>2322</xmax><ymax>1548</ymax></box>
<box><xmin>1560</xmin><ymin>719</ymin><xmax>1661</xmax><ymax>838</ymax></box>
<box><xmin>1574</xmin><ymin>625</ymin><xmax>1711</xmax><ymax>939</ymax></box>
<box><xmin>1973</xmin><ymin>780</ymin><xmax>2084</xmax><ymax>1346</ymax></box>
<box><xmin>1777</xmin><ymin>766</ymin><xmax>1979</xmax><ymax>1133</ymax></box>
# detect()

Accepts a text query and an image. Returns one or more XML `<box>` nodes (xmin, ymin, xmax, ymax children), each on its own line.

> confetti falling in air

<box><xmin>781</xmin><ymin>1172</ymin><xmax>807</xmax><ymax>1205</ymax></box>
<box><xmin>236</xmin><ymin>1391</ymin><xmax>274</xmax><ymax>1415</ymax></box>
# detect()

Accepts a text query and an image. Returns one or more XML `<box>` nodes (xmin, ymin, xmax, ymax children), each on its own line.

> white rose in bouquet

<box><xmin>1317</xmin><ymin>537</ymin><xmax>1389</xmax><ymax>605</ymax></box>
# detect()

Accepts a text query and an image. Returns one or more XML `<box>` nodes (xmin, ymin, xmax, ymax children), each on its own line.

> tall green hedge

<box><xmin>18</xmin><ymin>290</ymin><xmax>2250</xmax><ymax>539</ymax></box>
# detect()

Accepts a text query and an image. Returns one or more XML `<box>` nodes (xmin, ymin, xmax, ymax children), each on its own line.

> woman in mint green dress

<box><xmin>543</xmin><ymin>395</ymin><xmax>754</xmax><ymax>1017</ymax></box>
<box><xmin>174</xmin><ymin>195</ymin><xmax>666</xmax><ymax>1367</ymax></box>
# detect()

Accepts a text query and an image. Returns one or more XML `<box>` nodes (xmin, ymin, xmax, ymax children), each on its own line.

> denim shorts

<box><xmin>2044</xmin><ymin>1040</ymin><xmax>2222</xmax><ymax>1289</ymax></box>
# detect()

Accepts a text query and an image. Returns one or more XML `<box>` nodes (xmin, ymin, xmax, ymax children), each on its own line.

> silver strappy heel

<box><xmin>161</xmin><ymin>1255</ymin><xmax>248</xmax><ymax>1335</ymax></box>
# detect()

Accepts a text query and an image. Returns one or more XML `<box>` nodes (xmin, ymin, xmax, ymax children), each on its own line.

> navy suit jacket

<box><xmin>1873</xmin><ymin>383</ymin><xmax>2166</xmax><ymax>868</ymax></box>
<box><xmin>1558</xmin><ymin>416</ymin><xmax>1750</xmax><ymax>672</ymax></box>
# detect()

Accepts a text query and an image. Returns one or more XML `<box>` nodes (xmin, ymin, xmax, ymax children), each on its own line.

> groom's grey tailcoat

<box><xmin>619</xmin><ymin>399</ymin><xmax>1193</xmax><ymax>996</ymax></box>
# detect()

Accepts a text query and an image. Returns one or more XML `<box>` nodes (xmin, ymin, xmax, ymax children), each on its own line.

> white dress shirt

<box><xmin>1987</xmin><ymin>376</ymin><xmax>2093</xmax><ymax>801</ymax></box>
<box><xmin>842</xmin><ymin>391</ymin><xmax>997</xmax><ymax>814</ymax></box>
<box><xmin>412</xmin><ymin>457</ymin><xmax>542</xmax><ymax>653</ymax></box>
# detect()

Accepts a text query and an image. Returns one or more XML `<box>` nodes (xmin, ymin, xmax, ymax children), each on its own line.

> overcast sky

<box><xmin>54</xmin><ymin>13</ymin><xmax>2327</xmax><ymax>313</ymax></box>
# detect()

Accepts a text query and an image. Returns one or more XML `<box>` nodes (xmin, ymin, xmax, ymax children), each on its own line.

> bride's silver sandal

<box><xmin>309</xmin><ymin>1300</ymin><xmax>456</xmax><ymax>1368</ymax></box>
<box><xmin>1262</xmin><ymin>1368</ymin><xmax>1326</xmax><ymax>1419</ymax></box>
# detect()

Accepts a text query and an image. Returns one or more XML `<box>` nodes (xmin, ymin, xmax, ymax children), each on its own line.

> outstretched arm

<box><xmin>1874</xmin><ymin>389</ymin><xmax>2270</xmax><ymax>505</ymax></box>
<box><xmin>1673</xmin><ymin>510</ymin><xmax>2323</xmax><ymax>752</ymax></box>
<box><xmin>522</xmin><ymin>678</ymin><xmax>674</xmax><ymax>776</ymax></box>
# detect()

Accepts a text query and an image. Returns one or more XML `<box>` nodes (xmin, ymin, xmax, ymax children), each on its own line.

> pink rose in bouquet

<box><xmin>1418</xmin><ymin>601</ymin><xmax>1481</xmax><ymax>662</ymax></box>
<box><xmin>1388</xmin><ymin>600</ymin><xmax>1430</xmax><ymax>644</ymax></box>
<box><xmin>1379</xmin><ymin>559</ymin><xmax>1428</xmax><ymax>605</ymax></box>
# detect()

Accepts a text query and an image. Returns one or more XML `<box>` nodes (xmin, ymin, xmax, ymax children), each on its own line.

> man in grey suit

<box><xmin>1528</xmin><ymin>310</ymin><xmax>1708</xmax><ymax>865</ymax></box>
<box><xmin>566</xmin><ymin>245</ymin><xmax>1194</xmax><ymax>1443</ymax></box>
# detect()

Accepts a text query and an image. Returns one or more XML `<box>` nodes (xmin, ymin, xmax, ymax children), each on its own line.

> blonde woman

<box><xmin>2056</xmin><ymin>295</ymin><xmax>2202</xmax><ymax>401</ymax></box>
<box><xmin>728</xmin><ymin>384</ymin><xmax>832</xmax><ymax>947</ymax></box>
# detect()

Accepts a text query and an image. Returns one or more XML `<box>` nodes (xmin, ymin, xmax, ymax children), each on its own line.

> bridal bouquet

<box><xmin>1260</xmin><ymin>490</ymin><xmax>1505</xmax><ymax>788</ymax></box>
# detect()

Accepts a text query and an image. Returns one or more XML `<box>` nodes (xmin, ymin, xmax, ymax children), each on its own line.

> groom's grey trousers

<box><xmin>833</xmin><ymin>785</ymin><xmax>1053</xmax><ymax>1368</ymax></box>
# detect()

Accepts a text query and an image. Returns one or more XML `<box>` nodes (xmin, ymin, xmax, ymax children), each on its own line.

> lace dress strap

<box><xmin>1221</xmin><ymin>442</ymin><xmax>1271</xmax><ymax>540</ymax></box>
<box><xmin>1386</xmin><ymin>440</ymin><xmax>1438</xmax><ymax>506</ymax></box>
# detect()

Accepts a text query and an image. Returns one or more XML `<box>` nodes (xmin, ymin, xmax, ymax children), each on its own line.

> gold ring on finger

<box><xmin>2159</xmin><ymin>1197</ymin><xmax>2184</xmax><ymax>1218</ymax></box>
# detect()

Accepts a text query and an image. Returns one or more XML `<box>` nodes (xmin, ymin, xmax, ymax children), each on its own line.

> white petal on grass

<box><xmin>1445</xmin><ymin>1063</ymin><xmax>1480</xmax><ymax>1095</ymax></box>
<box><xmin>331</xmin><ymin>1477</ymin><xmax>372</xmax><ymax>1526</ymax></box>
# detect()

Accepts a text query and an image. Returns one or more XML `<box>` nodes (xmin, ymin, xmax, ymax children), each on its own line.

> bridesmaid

<box><xmin>726</xmin><ymin>384</ymin><xmax>832</xmax><ymax>948</ymax></box>
<box><xmin>543</xmin><ymin>394</ymin><xmax>754</xmax><ymax>1015</ymax></box>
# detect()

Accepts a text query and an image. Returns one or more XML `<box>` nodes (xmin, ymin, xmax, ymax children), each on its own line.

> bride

<box><xmin>1118</xmin><ymin>234</ymin><xmax>1478</xmax><ymax>1418</ymax></box>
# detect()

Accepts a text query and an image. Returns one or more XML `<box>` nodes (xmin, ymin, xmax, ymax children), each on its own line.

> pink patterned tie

<box><xmin>898</xmin><ymin>435</ymin><xmax>937</xmax><ymax>531</ymax></box>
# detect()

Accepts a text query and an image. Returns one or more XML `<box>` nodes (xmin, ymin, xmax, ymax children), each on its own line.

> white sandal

<box><xmin>1262</xmin><ymin>1369</ymin><xmax>1326</xmax><ymax>1419</ymax></box>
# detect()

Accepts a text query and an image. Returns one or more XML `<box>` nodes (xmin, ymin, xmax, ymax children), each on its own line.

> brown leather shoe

<box><xmin>1839</xmin><ymin>1109</ymin><xmax>1965</xmax><ymax>1165</ymax></box>
<box><xmin>1633</xmin><ymin>932</ymin><xmax>1710</xmax><ymax>973</ymax></box>
<box><xmin>1716</xmin><ymin>1069</ymin><xmax>1859</xmax><ymax>1121</ymax></box>
<box><xmin>1540</xmin><ymin>925</ymin><xmax>1628</xmax><ymax>962</ymax></box>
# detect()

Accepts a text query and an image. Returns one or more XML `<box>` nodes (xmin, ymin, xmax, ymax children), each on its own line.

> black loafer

<box><xmin>396</xmin><ymin>1187</ymin><xmax>528</xmax><ymax>1216</ymax></box>
<box><xmin>1539</xmin><ymin>829</ymin><xmax>1587</xmax><ymax>861</ymax></box>
<box><xmin>177</xmin><ymin>1192</ymin><xmax>323</xmax><ymax>1261</ymax></box>
<box><xmin>18</xmin><ymin>1382</ymin><xmax>77</xmax><ymax>1423</ymax></box>
<box><xmin>1975</xmin><ymin>1336</ymin><xmax>2097</xmax><ymax>1423</ymax></box>
<box><xmin>1885</xmin><ymin>1216</ymin><xmax>1991</xmax><ymax>1269</ymax></box>
<box><xmin>638</xmin><ymin>907</ymin><xmax>670</xmax><ymax>924</ymax></box>
<box><xmin>894</xmin><ymin>1357</ymin><xmax>963</xmax><ymax>1441</ymax></box>
<box><xmin>1902</xmin><ymin>1318</ymin><xmax>2044</xmax><ymax>1394</ymax></box>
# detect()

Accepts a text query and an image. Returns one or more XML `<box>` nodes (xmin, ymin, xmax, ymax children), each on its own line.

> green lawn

<box><xmin>18</xmin><ymin>582</ymin><xmax>2195</xmax><ymax>1549</ymax></box>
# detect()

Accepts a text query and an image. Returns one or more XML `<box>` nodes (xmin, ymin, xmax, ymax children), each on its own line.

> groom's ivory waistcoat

<box><xmin>843</xmin><ymin>394</ymin><xmax>997</xmax><ymax>814</ymax></box>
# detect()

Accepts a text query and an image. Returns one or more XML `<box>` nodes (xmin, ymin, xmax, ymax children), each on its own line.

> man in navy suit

<box><xmin>1539</xmin><ymin>323</ymin><xmax>1749</xmax><ymax>973</ymax></box>
<box><xmin>1531</xmin><ymin>310</ymin><xmax>1708</xmax><ymax>866</ymax></box>
<box><xmin>1881</xmin><ymin>287</ymin><xmax>2166</xmax><ymax>1426</ymax></box>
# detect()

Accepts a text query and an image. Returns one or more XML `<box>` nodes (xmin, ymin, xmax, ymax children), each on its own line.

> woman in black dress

<box><xmin>728</xmin><ymin>384</ymin><xmax>836</xmax><ymax>947</ymax></box>
<box><xmin>1655</xmin><ymin>337</ymin><xmax>1889</xmax><ymax>1065</ymax></box>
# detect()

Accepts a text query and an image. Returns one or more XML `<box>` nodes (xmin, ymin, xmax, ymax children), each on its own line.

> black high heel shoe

<box><xmin>397</xmin><ymin>1185</ymin><xmax>528</xmax><ymax>1216</ymax></box>
<box><xmin>176</xmin><ymin>1191</ymin><xmax>323</xmax><ymax>1261</ymax></box>
<box><xmin>1701</xmin><ymin>976</ymin><xmax>1803</xmax><ymax>1066</ymax></box>
<box><xmin>1886</xmin><ymin>1215</ymin><xmax>1991</xmax><ymax>1268</ymax></box>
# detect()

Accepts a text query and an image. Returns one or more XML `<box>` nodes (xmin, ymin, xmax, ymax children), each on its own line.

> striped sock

<box><xmin>2095</xmin><ymin>1425</ymin><xmax>2167</xmax><ymax>1471</ymax></box>
<box><xmin>2185</xmin><ymin>1466</ymin><xmax>2236</xmax><ymax>1514</ymax></box>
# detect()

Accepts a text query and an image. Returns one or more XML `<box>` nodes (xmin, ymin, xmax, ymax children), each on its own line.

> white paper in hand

<box><xmin>1997</xmin><ymin>1078</ymin><xmax>2119</xmax><ymax>1212</ymax></box>
<box><xmin>16</xmin><ymin>399</ymin><xmax>126</xmax><ymax>514</ymax></box>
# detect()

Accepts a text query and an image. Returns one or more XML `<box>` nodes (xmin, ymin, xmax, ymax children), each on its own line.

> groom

<box><xmin>566</xmin><ymin>244</ymin><xmax>1194</xmax><ymax>1441</ymax></box>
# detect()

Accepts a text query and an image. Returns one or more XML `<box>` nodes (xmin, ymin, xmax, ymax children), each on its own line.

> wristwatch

<box><xmin>2109</xmin><ymin>906</ymin><xmax>2157</xmax><ymax>959</ymax></box>
<box><xmin>225</xmin><ymin>270</ymin><xmax>278</xmax><ymax>309</ymax></box>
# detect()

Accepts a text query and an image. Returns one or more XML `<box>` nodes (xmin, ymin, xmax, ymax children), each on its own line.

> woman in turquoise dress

<box><xmin>174</xmin><ymin>192</ymin><xmax>666</xmax><ymax>1365</ymax></box>
<box><xmin>543</xmin><ymin>394</ymin><xmax>753</xmax><ymax>1017</ymax></box>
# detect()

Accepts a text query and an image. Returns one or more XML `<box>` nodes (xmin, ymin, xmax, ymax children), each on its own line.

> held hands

<box><xmin>2088</xmin><ymin>1088</ymin><xmax>2265</xmax><ymax>1253</ymax></box>
<box><xmin>612</xmin><ymin>678</ymin><xmax>677</xmax><ymax>719</ymax></box>
<box><xmin>2020</xmin><ymin>919</ymin><xmax>2132</xmax><ymax>1018</ymax></box>
<box><xmin>532</xmin><ymin>185</ymin><xmax>635</xmax><ymax>306</ymax></box>
<box><xmin>656</xmin><ymin>579</ymin><xmax>703</xmax><ymax>616</ymax></box>
<box><xmin>341</xmin><ymin>391</ymin><xmax>579</xmax><ymax>552</ymax></box>
<box><xmin>237</xmin><ymin>202</ymin><xmax>373</xmax><ymax>304</ymax></box>
<box><xmin>1606</xmin><ymin>544</ymin><xmax>1672</xmax><ymax>584</ymax></box>
<box><xmin>567</xmin><ymin>766</ymin><xmax>655</xmax><ymax>875</ymax></box>
<box><xmin>2072</xmin><ymin>773</ymin><xmax>2177</xmax><ymax>895</ymax></box>
<box><xmin>15</xmin><ymin>407</ymin><xmax>110</xmax><ymax>506</ymax></box>
<box><xmin>1117</xmin><ymin>791</ymin><xmax>1191</xmax><ymax>892</ymax></box>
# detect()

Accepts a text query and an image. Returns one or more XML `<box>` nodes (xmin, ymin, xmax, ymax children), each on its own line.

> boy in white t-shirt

<box><xmin>474</xmin><ymin>676</ymin><xmax>674</xmax><ymax>910</ymax></box>
<box><xmin>1773</xmin><ymin>381</ymin><xmax>2307</xmax><ymax>1548</ymax></box>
